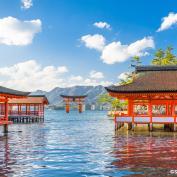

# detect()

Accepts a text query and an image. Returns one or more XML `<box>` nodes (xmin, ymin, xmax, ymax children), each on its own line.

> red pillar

<box><xmin>4</xmin><ymin>97</ymin><xmax>9</xmax><ymax>133</ymax></box>
<box><xmin>128</xmin><ymin>99</ymin><xmax>132</xmax><ymax>116</ymax></box>
<box><xmin>149</xmin><ymin>99</ymin><xmax>153</xmax><ymax>131</ymax></box>
<box><xmin>128</xmin><ymin>98</ymin><xmax>134</xmax><ymax>130</ymax></box>
<box><xmin>20</xmin><ymin>104</ymin><xmax>22</xmax><ymax>115</ymax></box>
<box><xmin>5</xmin><ymin>98</ymin><xmax>8</xmax><ymax>121</ymax></box>
<box><xmin>66</xmin><ymin>103</ymin><xmax>70</xmax><ymax>113</ymax></box>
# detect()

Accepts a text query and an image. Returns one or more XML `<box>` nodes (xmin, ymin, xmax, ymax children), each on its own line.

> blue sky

<box><xmin>0</xmin><ymin>0</ymin><xmax>176</xmax><ymax>91</ymax></box>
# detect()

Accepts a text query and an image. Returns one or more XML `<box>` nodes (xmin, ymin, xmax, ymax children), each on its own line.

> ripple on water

<box><xmin>0</xmin><ymin>110</ymin><xmax>177</xmax><ymax>177</ymax></box>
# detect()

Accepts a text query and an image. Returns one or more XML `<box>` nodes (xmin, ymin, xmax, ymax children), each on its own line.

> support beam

<box><xmin>128</xmin><ymin>123</ymin><xmax>132</xmax><ymax>130</ymax></box>
<box><xmin>132</xmin><ymin>123</ymin><xmax>135</xmax><ymax>131</ymax></box>
<box><xmin>149</xmin><ymin>99</ymin><xmax>153</xmax><ymax>132</ymax></box>
<box><xmin>149</xmin><ymin>123</ymin><xmax>153</xmax><ymax>131</ymax></box>
<box><xmin>3</xmin><ymin>124</ymin><xmax>8</xmax><ymax>134</ymax></box>
<box><xmin>4</xmin><ymin>97</ymin><xmax>9</xmax><ymax>134</ymax></box>
<box><xmin>5</xmin><ymin>98</ymin><xmax>8</xmax><ymax>121</ymax></box>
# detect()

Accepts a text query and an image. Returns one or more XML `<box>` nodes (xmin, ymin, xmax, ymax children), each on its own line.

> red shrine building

<box><xmin>8</xmin><ymin>95</ymin><xmax>49</xmax><ymax>120</ymax></box>
<box><xmin>0</xmin><ymin>86</ymin><xmax>30</xmax><ymax>133</ymax></box>
<box><xmin>0</xmin><ymin>85</ymin><xmax>49</xmax><ymax>133</ymax></box>
<box><xmin>60</xmin><ymin>95</ymin><xmax>87</xmax><ymax>113</ymax></box>
<box><xmin>106</xmin><ymin>66</ymin><xmax>177</xmax><ymax>131</ymax></box>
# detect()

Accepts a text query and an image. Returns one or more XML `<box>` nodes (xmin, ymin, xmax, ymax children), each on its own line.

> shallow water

<box><xmin>0</xmin><ymin>110</ymin><xmax>177</xmax><ymax>177</ymax></box>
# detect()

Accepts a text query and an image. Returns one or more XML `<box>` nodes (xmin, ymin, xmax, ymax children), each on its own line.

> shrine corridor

<box><xmin>0</xmin><ymin>110</ymin><xmax>177</xmax><ymax>177</ymax></box>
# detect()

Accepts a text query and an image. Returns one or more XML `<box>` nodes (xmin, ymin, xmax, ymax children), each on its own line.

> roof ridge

<box><xmin>136</xmin><ymin>65</ymin><xmax>177</xmax><ymax>72</ymax></box>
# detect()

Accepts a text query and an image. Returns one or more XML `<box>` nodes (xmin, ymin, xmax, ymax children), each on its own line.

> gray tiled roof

<box><xmin>0</xmin><ymin>86</ymin><xmax>30</xmax><ymax>96</ymax></box>
<box><xmin>60</xmin><ymin>95</ymin><xmax>87</xmax><ymax>98</ymax></box>
<box><xmin>106</xmin><ymin>66</ymin><xmax>177</xmax><ymax>93</ymax></box>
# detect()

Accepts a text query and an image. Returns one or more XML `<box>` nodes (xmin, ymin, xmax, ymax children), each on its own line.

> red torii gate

<box><xmin>60</xmin><ymin>95</ymin><xmax>87</xmax><ymax>113</ymax></box>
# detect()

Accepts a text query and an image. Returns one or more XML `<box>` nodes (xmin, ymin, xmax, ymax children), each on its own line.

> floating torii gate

<box><xmin>60</xmin><ymin>95</ymin><xmax>87</xmax><ymax>113</ymax></box>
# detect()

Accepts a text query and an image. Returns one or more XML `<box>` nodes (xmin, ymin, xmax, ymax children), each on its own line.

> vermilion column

<box><xmin>128</xmin><ymin>98</ymin><xmax>134</xmax><ymax>131</ymax></box>
<box><xmin>5</xmin><ymin>98</ymin><xmax>8</xmax><ymax>121</ymax></box>
<box><xmin>149</xmin><ymin>100</ymin><xmax>153</xmax><ymax>131</ymax></box>
<box><xmin>65</xmin><ymin>100</ymin><xmax>70</xmax><ymax>113</ymax></box>
<box><xmin>4</xmin><ymin>97</ymin><xmax>9</xmax><ymax>133</ymax></box>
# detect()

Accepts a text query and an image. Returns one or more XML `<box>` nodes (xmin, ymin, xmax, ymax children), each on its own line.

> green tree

<box><xmin>111</xmin><ymin>99</ymin><xmax>128</xmax><ymax>110</ymax></box>
<box><xmin>97</xmin><ymin>93</ymin><xmax>113</xmax><ymax>105</ymax></box>
<box><xmin>130</xmin><ymin>56</ymin><xmax>142</xmax><ymax>68</ymax></box>
<box><xmin>152</xmin><ymin>46</ymin><xmax>177</xmax><ymax>65</ymax></box>
<box><xmin>97</xmin><ymin>94</ymin><xmax>127</xmax><ymax>110</ymax></box>
<box><xmin>119</xmin><ymin>56</ymin><xmax>141</xmax><ymax>85</ymax></box>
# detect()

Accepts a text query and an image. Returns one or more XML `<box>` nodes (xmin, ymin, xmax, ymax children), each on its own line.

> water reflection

<box><xmin>0</xmin><ymin>123</ymin><xmax>47</xmax><ymax>177</ymax></box>
<box><xmin>0</xmin><ymin>136</ymin><xmax>12</xmax><ymax>177</ymax></box>
<box><xmin>113</xmin><ymin>131</ymin><xmax>177</xmax><ymax>177</ymax></box>
<box><xmin>0</xmin><ymin>111</ymin><xmax>177</xmax><ymax>177</ymax></box>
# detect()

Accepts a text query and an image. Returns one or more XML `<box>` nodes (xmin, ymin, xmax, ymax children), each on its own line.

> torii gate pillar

<box><xmin>66</xmin><ymin>103</ymin><xmax>70</xmax><ymax>113</ymax></box>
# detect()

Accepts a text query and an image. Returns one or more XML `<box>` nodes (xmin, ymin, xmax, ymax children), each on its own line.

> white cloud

<box><xmin>82</xmin><ymin>78</ymin><xmax>112</xmax><ymax>86</ymax></box>
<box><xmin>70</xmin><ymin>75</ymin><xmax>83</xmax><ymax>81</ymax></box>
<box><xmin>118</xmin><ymin>72</ymin><xmax>130</xmax><ymax>80</ymax></box>
<box><xmin>81</xmin><ymin>34</ymin><xmax>105</xmax><ymax>51</ymax></box>
<box><xmin>0</xmin><ymin>60</ymin><xmax>68</xmax><ymax>91</ymax></box>
<box><xmin>81</xmin><ymin>33</ymin><xmax>154</xmax><ymax>65</ymax></box>
<box><xmin>57</xmin><ymin>66</ymin><xmax>68</xmax><ymax>73</ymax></box>
<box><xmin>93</xmin><ymin>21</ymin><xmax>111</xmax><ymax>29</ymax></box>
<box><xmin>157</xmin><ymin>12</ymin><xmax>177</xmax><ymax>32</ymax></box>
<box><xmin>0</xmin><ymin>16</ymin><xmax>41</xmax><ymax>46</ymax></box>
<box><xmin>0</xmin><ymin>60</ymin><xmax>111</xmax><ymax>91</ymax></box>
<box><xmin>89</xmin><ymin>70</ymin><xmax>104</xmax><ymax>79</ymax></box>
<box><xmin>101</xmin><ymin>36</ymin><xmax>155</xmax><ymax>64</ymax></box>
<box><xmin>21</xmin><ymin>0</ymin><xmax>33</xmax><ymax>9</ymax></box>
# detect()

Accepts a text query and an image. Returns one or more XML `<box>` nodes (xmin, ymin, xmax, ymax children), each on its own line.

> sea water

<box><xmin>0</xmin><ymin>110</ymin><xmax>177</xmax><ymax>177</ymax></box>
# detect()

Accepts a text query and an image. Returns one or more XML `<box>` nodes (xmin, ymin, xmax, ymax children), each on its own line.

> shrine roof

<box><xmin>0</xmin><ymin>86</ymin><xmax>30</xmax><ymax>97</ymax></box>
<box><xmin>106</xmin><ymin>65</ymin><xmax>177</xmax><ymax>94</ymax></box>
<box><xmin>60</xmin><ymin>95</ymin><xmax>87</xmax><ymax>98</ymax></box>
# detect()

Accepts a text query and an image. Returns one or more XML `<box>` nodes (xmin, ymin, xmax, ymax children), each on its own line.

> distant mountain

<box><xmin>32</xmin><ymin>85</ymin><xmax>107</xmax><ymax>106</ymax></box>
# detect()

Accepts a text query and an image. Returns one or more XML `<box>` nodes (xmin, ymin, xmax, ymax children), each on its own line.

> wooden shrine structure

<box><xmin>60</xmin><ymin>95</ymin><xmax>87</xmax><ymax>113</ymax></box>
<box><xmin>8</xmin><ymin>95</ymin><xmax>49</xmax><ymax>123</ymax></box>
<box><xmin>0</xmin><ymin>86</ymin><xmax>30</xmax><ymax>133</ymax></box>
<box><xmin>106</xmin><ymin>66</ymin><xmax>177</xmax><ymax>132</ymax></box>
<box><xmin>0</xmin><ymin>86</ymin><xmax>49</xmax><ymax>134</ymax></box>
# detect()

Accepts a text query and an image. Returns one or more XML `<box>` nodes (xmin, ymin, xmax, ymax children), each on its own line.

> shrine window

<box><xmin>30</xmin><ymin>105</ymin><xmax>35</xmax><ymax>111</ymax></box>
<box><xmin>152</xmin><ymin>105</ymin><xmax>166</xmax><ymax>116</ymax></box>
<box><xmin>11</xmin><ymin>105</ymin><xmax>18</xmax><ymax>111</ymax></box>
<box><xmin>21</xmin><ymin>105</ymin><xmax>26</xmax><ymax>111</ymax></box>
<box><xmin>133</xmin><ymin>104</ymin><xmax>149</xmax><ymax>115</ymax></box>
